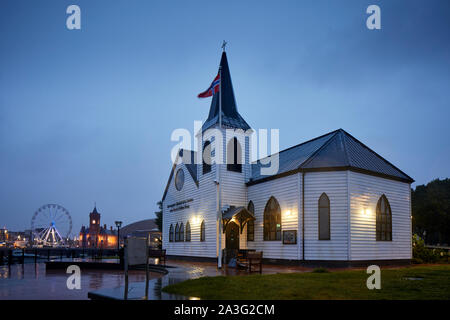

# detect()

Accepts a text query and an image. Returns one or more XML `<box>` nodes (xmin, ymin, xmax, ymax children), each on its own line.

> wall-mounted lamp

<box><xmin>284</xmin><ymin>210</ymin><xmax>292</xmax><ymax>217</ymax></box>
<box><xmin>192</xmin><ymin>216</ymin><xmax>200</xmax><ymax>224</ymax></box>
<box><xmin>363</xmin><ymin>208</ymin><xmax>371</xmax><ymax>215</ymax></box>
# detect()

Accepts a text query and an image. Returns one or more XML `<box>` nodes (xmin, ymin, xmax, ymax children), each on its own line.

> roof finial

<box><xmin>221</xmin><ymin>40</ymin><xmax>227</xmax><ymax>52</ymax></box>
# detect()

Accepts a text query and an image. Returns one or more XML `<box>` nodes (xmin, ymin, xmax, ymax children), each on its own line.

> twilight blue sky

<box><xmin>1</xmin><ymin>0</ymin><xmax>449</xmax><ymax>234</ymax></box>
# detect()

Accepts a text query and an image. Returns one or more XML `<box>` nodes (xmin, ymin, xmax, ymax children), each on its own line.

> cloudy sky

<box><xmin>1</xmin><ymin>0</ymin><xmax>449</xmax><ymax>234</ymax></box>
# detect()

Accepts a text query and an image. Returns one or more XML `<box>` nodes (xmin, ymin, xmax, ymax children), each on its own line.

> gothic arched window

<box><xmin>318</xmin><ymin>193</ymin><xmax>330</xmax><ymax>240</ymax></box>
<box><xmin>376</xmin><ymin>195</ymin><xmax>392</xmax><ymax>241</ymax></box>
<box><xmin>264</xmin><ymin>197</ymin><xmax>281</xmax><ymax>241</ymax></box>
<box><xmin>179</xmin><ymin>223</ymin><xmax>184</xmax><ymax>242</ymax></box>
<box><xmin>200</xmin><ymin>220</ymin><xmax>205</xmax><ymax>242</ymax></box>
<box><xmin>185</xmin><ymin>222</ymin><xmax>191</xmax><ymax>242</ymax></box>
<box><xmin>227</xmin><ymin>137</ymin><xmax>242</xmax><ymax>173</ymax></box>
<box><xmin>247</xmin><ymin>201</ymin><xmax>255</xmax><ymax>241</ymax></box>
<box><xmin>175</xmin><ymin>223</ymin><xmax>179</xmax><ymax>242</ymax></box>
<box><xmin>203</xmin><ymin>141</ymin><xmax>212</xmax><ymax>174</ymax></box>
<box><xmin>169</xmin><ymin>224</ymin><xmax>174</xmax><ymax>242</ymax></box>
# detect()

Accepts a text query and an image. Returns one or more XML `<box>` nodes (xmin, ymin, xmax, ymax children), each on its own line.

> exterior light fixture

<box><xmin>115</xmin><ymin>220</ymin><xmax>123</xmax><ymax>252</ymax></box>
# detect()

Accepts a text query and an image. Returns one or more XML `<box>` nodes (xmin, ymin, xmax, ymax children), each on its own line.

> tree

<box><xmin>155</xmin><ymin>201</ymin><xmax>163</xmax><ymax>232</ymax></box>
<box><xmin>412</xmin><ymin>178</ymin><xmax>450</xmax><ymax>245</ymax></box>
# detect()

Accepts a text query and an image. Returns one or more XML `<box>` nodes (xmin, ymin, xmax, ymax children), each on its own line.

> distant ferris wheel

<box><xmin>31</xmin><ymin>204</ymin><xmax>72</xmax><ymax>247</ymax></box>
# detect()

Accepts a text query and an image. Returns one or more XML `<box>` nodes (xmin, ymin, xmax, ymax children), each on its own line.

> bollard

<box><xmin>8</xmin><ymin>249</ymin><xmax>12</xmax><ymax>265</ymax></box>
<box><xmin>0</xmin><ymin>250</ymin><xmax>4</xmax><ymax>265</ymax></box>
<box><xmin>34</xmin><ymin>249</ymin><xmax>37</xmax><ymax>263</ymax></box>
<box><xmin>47</xmin><ymin>249</ymin><xmax>50</xmax><ymax>261</ymax></box>
<box><xmin>21</xmin><ymin>248</ymin><xmax>25</xmax><ymax>264</ymax></box>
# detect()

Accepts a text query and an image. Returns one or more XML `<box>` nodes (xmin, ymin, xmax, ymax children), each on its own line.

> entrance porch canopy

<box><xmin>222</xmin><ymin>206</ymin><xmax>255</xmax><ymax>233</ymax></box>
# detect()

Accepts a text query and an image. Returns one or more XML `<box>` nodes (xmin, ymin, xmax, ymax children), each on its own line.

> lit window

<box><xmin>376</xmin><ymin>195</ymin><xmax>392</xmax><ymax>241</ymax></box>
<box><xmin>264</xmin><ymin>197</ymin><xmax>281</xmax><ymax>241</ymax></box>
<box><xmin>200</xmin><ymin>221</ymin><xmax>205</xmax><ymax>242</ymax></box>
<box><xmin>179</xmin><ymin>223</ymin><xmax>184</xmax><ymax>242</ymax></box>
<box><xmin>185</xmin><ymin>222</ymin><xmax>191</xmax><ymax>242</ymax></box>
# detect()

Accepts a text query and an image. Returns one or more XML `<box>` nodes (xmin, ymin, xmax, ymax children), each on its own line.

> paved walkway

<box><xmin>165</xmin><ymin>259</ymin><xmax>313</xmax><ymax>277</ymax></box>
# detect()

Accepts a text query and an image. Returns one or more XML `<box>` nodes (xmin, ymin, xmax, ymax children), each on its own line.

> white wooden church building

<box><xmin>161</xmin><ymin>51</ymin><xmax>414</xmax><ymax>266</ymax></box>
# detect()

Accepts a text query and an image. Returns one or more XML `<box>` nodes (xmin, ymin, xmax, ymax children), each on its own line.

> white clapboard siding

<box><xmin>220</xmin><ymin>130</ymin><xmax>250</xmax><ymax>207</ymax></box>
<box><xmin>162</xmin><ymin>160</ymin><xmax>218</xmax><ymax>258</ymax></box>
<box><xmin>217</xmin><ymin>129</ymin><xmax>251</xmax><ymax>252</ymax></box>
<box><xmin>304</xmin><ymin>171</ymin><xmax>349</xmax><ymax>260</ymax></box>
<box><xmin>162</xmin><ymin>128</ymin><xmax>252</xmax><ymax>259</ymax></box>
<box><xmin>247</xmin><ymin>174</ymin><xmax>300</xmax><ymax>260</ymax></box>
<box><xmin>348</xmin><ymin>171</ymin><xmax>412</xmax><ymax>260</ymax></box>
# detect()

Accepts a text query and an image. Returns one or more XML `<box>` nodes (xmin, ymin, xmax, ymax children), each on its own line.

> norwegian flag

<box><xmin>197</xmin><ymin>73</ymin><xmax>220</xmax><ymax>98</ymax></box>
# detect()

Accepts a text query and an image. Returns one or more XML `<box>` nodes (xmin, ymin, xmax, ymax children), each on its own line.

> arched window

<box><xmin>227</xmin><ymin>137</ymin><xmax>242</xmax><ymax>173</ymax></box>
<box><xmin>185</xmin><ymin>222</ymin><xmax>191</xmax><ymax>242</ymax></box>
<box><xmin>169</xmin><ymin>224</ymin><xmax>174</xmax><ymax>242</ymax></box>
<box><xmin>376</xmin><ymin>195</ymin><xmax>392</xmax><ymax>241</ymax></box>
<box><xmin>247</xmin><ymin>201</ymin><xmax>255</xmax><ymax>241</ymax></box>
<box><xmin>175</xmin><ymin>223</ymin><xmax>179</xmax><ymax>242</ymax></box>
<box><xmin>264</xmin><ymin>197</ymin><xmax>281</xmax><ymax>241</ymax></box>
<box><xmin>203</xmin><ymin>141</ymin><xmax>211</xmax><ymax>174</ymax></box>
<box><xmin>179</xmin><ymin>223</ymin><xmax>184</xmax><ymax>242</ymax></box>
<box><xmin>318</xmin><ymin>193</ymin><xmax>330</xmax><ymax>240</ymax></box>
<box><xmin>200</xmin><ymin>220</ymin><xmax>205</xmax><ymax>242</ymax></box>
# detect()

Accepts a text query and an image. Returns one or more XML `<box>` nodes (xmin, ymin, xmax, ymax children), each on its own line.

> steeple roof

<box><xmin>202</xmin><ymin>52</ymin><xmax>251</xmax><ymax>132</ymax></box>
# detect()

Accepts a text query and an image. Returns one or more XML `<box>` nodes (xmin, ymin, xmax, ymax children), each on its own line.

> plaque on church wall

<box><xmin>283</xmin><ymin>230</ymin><xmax>297</xmax><ymax>244</ymax></box>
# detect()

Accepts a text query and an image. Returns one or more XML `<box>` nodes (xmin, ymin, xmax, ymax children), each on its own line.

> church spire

<box><xmin>202</xmin><ymin>51</ymin><xmax>251</xmax><ymax>132</ymax></box>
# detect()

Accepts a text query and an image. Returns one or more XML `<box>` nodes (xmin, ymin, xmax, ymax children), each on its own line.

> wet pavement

<box><xmin>88</xmin><ymin>259</ymin><xmax>313</xmax><ymax>300</ymax></box>
<box><xmin>0</xmin><ymin>261</ymin><xmax>162</xmax><ymax>300</ymax></box>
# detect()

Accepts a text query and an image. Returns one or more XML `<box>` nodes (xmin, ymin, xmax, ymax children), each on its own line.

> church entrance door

<box><xmin>225</xmin><ymin>221</ymin><xmax>239</xmax><ymax>263</ymax></box>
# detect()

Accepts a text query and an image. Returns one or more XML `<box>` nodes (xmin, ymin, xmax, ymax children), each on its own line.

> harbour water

<box><xmin>0</xmin><ymin>261</ymin><xmax>162</xmax><ymax>300</ymax></box>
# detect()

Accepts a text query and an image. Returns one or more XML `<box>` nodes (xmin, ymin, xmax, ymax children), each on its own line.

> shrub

<box><xmin>412</xmin><ymin>234</ymin><xmax>442</xmax><ymax>263</ymax></box>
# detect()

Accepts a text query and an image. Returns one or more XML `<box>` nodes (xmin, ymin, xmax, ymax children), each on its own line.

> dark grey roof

<box><xmin>222</xmin><ymin>206</ymin><xmax>247</xmax><ymax>220</ymax></box>
<box><xmin>120</xmin><ymin>219</ymin><xmax>160</xmax><ymax>239</ymax></box>
<box><xmin>250</xmin><ymin>129</ymin><xmax>413</xmax><ymax>184</ymax></box>
<box><xmin>222</xmin><ymin>206</ymin><xmax>255</xmax><ymax>233</ymax></box>
<box><xmin>202</xmin><ymin>52</ymin><xmax>251</xmax><ymax>132</ymax></box>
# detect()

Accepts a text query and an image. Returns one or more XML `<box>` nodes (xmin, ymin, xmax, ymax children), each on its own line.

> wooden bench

<box><xmin>247</xmin><ymin>251</ymin><xmax>263</xmax><ymax>273</ymax></box>
<box><xmin>236</xmin><ymin>251</ymin><xmax>263</xmax><ymax>273</ymax></box>
<box><xmin>148</xmin><ymin>249</ymin><xmax>166</xmax><ymax>266</ymax></box>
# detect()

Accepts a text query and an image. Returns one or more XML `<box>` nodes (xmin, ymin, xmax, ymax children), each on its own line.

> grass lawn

<box><xmin>162</xmin><ymin>264</ymin><xmax>450</xmax><ymax>300</ymax></box>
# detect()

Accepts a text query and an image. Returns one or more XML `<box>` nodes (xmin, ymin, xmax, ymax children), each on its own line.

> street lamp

<box><xmin>115</xmin><ymin>220</ymin><xmax>122</xmax><ymax>252</ymax></box>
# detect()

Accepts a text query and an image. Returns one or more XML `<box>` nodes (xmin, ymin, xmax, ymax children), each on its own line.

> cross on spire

<box><xmin>221</xmin><ymin>40</ymin><xmax>227</xmax><ymax>52</ymax></box>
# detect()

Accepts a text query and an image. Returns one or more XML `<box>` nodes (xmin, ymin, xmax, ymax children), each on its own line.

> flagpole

<box><xmin>217</xmin><ymin>63</ymin><xmax>223</xmax><ymax>269</ymax></box>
